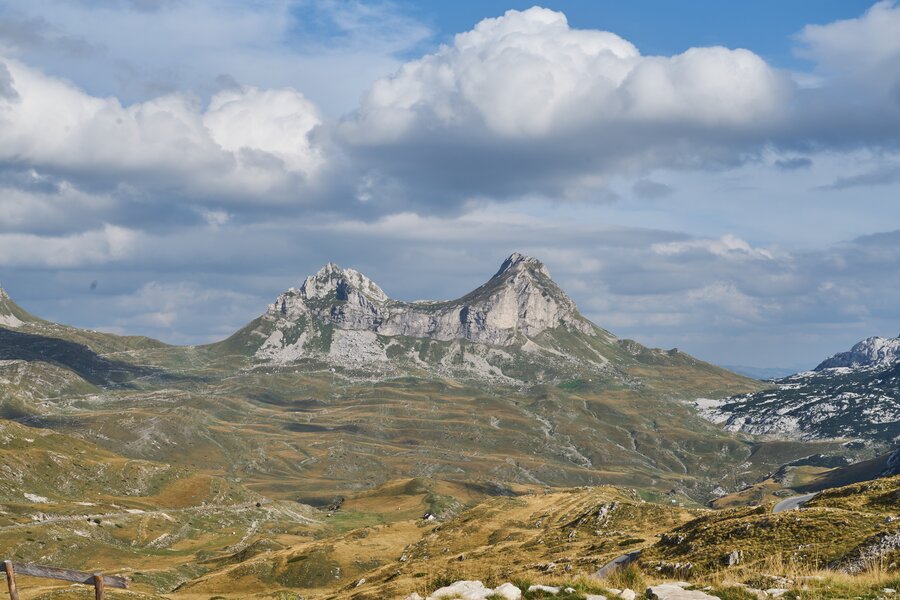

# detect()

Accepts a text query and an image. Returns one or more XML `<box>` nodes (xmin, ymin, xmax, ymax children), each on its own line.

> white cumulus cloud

<box><xmin>0</xmin><ymin>58</ymin><xmax>326</xmax><ymax>202</ymax></box>
<box><xmin>343</xmin><ymin>7</ymin><xmax>789</xmax><ymax>142</ymax></box>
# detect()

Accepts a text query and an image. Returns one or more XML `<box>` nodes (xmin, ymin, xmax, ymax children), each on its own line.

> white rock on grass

<box><xmin>404</xmin><ymin>594</ymin><xmax>424</xmax><ymax>600</ymax></box>
<box><xmin>766</xmin><ymin>590</ymin><xmax>789</xmax><ymax>598</ymax></box>
<box><xmin>492</xmin><ymin>582</ymin><xmax>523</xmax><ymax>600</ymax></box>
<box><xmin>647</xmin><ymin>584</ymin><xmax>721</xmax><ymax>599</ymax></box>
<box><xmin>429</xmin><ymin>580</ymin><xmax>494</xmax><ymax>599</ymax></box>
<box><xmin>528</xmin><ymin>584</ymin><xmax>561</xmax><ymax>594</ymax></box>
<box><xmin>618</xmin><ymin>590</ymin><xmax>637</xmax><ymax>600</ymax></box>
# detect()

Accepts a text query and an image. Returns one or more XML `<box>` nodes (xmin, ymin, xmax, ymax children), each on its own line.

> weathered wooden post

<box><xmin>3</xmin><ymin>561</ymin><xmax>19</xmax><ymax>600</ymax></box>
<box><xmin>93</xmin><ymin>572</ymin><xmax>105</xmax><ymax>600</ymax></box>
<box><xmin>1</xmin><ymin>561</ymin><xmax>126</xmax><ymax>597</ymax></box>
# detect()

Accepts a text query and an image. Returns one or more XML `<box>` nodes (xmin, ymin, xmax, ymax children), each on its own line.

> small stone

<box><xmin>404</xmin><ymin>594</ymin><xmax>424</xmax><ymax>600</ymax></box>
<box><xmin>884</xmin><ymin>589</ymin><xmax>896</xmax><ymax>595</ymax></box>
<box><xmin>355</xmin><ymin>577</ymin><xmax>365</xmax><ymax>587</ymax></box>
<box><xmin>766</xmin><ymin>589</ymin><xmax>790</xmax><ymax>598</ymax></box>
<box><xmin>619</xmin><ymin>590</ymin><xmax>637</xmax><ymax>600</ymax></box>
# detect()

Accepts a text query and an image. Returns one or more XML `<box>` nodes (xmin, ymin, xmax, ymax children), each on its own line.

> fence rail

<box><xmin>3</xmin><ymin>560</ymin><xmax>127</xmax><ymax>599</ymax></box>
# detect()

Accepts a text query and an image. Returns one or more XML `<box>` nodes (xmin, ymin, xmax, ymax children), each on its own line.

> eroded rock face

<box><xmin>262</xmin><ymin>253</ymin><xmax>593</xmax><ymax>348</ymax></box>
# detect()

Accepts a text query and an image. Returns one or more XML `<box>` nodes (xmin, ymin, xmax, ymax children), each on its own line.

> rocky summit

<box><xmin>218</xmin><ymin>253</ymin><xmax>646</xmax><ymax>382</ymax></box>
<box><xmin>265</xmin><ymin>252</ymin><xmax>591</xmax><ymax>345</ymax></box>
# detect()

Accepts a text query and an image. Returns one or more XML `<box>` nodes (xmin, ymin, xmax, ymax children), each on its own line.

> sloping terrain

<box><xmin>644</xmin><ymin>475</ymin><xmax>900</xmax><ymax>577</ymax></box>
<box><xmin>172</xmin><ymin>475</ymin><xmax>900</xmax><ymax>600</ymax></box>
<box><xmin>0</xmin><ymin>419</ymin><xmax>320</xmax><ymax>597</ymax></box>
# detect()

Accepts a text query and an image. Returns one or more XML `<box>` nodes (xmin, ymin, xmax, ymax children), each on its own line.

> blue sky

<box><xmin>0</xmin><ymin>0</ymin><xmax>898</xmax><ymax>370</ymax></box>
<box><xmin>413</xmin><ymin>1</ymin><xmax>873</xmax><ymax>66</ymax></box>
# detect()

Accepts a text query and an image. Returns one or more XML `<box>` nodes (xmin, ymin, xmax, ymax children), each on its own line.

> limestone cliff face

<box><xmin>262</xmin><ymin>253</ymin><xmax>593</xmax><ymax>348</ymax></box>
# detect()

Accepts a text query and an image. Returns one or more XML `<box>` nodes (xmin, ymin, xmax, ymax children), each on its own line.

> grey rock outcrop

<box><xmin>265</xmin><ymin>253</ymin><xmax>593</xmax><ymax>347</ymax></box>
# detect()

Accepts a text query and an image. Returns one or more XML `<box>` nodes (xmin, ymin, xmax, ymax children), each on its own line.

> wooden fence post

<box><xmin>93</xmin><ymin>572</ymin><xmax>104</xmax><ymax>600</ymax></box>
<box><xmin>3</xmin><ymin>561</ymin><xmax>19</xmax><ymax>600</ymax></box>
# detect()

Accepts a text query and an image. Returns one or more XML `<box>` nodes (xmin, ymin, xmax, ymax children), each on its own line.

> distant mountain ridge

<box><xmin>719</xmin><ymin>364</ymin><xmax>798</xmax><ymax>380</ymax></box>
<box><xmin>700</xmin><ymin>332</ymin><xmax>900</xmax><ymax>444</ymax></box>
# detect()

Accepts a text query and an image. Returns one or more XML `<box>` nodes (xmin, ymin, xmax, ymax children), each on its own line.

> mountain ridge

<box><xmin>700</xmin><ymin>331</ymin><xmax>900</xmax><ymax>445</ymax></box>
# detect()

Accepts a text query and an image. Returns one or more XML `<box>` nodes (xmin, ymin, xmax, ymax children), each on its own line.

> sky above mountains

<box><xmin>0</xmin><ymin>0</ymin><xmax>898</xmax><ymax>369</ymax></box>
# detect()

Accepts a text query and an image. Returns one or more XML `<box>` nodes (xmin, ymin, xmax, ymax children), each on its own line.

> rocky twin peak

<box><xmin>263</xmin><ymin>252</ymin><xmax>592</xmax><ymax>348</ymax></box>
<box><xmin>238</xmin><ymin>253</ymin><xmax>621</xmax><ymax>378</ymax></box>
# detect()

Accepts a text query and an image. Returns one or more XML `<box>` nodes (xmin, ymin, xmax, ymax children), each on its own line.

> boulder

<box><xmin>429</xmin><ymin>580</ymin><xmax>494</xmax><ymax>599</ymax></box>
<box><xmin>492</xmin><ymin>582</ymin><xmax>523</xmax><ymax>600</ymax></box>
<box><xmin>647</xmin><ymin>584</ymin><xmax>721</xmax><ymax>599</ymax></box>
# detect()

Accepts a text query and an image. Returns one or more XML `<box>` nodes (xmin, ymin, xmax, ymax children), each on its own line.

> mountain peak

<box><xmin>494</xmin><ymin>252</ymin><xmax>551</xmax><ymax>279</ymax></box>
<box><xmin>250</xmin><ymin>252</ymin><xmax>597</xmax><ymax>368</ymax></box>
<box><xmin>815</xmin><ymin>333</ymin><xmax>900</xmax><ymax>370</ymax></box>
<box><xmin>299</xmin><ymin>262</ymin><xmax>389</xmax><ymax>304</ymax></box>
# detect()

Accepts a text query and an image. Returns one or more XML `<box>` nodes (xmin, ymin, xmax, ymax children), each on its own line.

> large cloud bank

<box><xmin>0</xmin><ymin>59</ymin><xmax>325</xmax><ymax>201</ymax></box>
